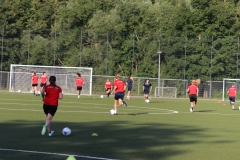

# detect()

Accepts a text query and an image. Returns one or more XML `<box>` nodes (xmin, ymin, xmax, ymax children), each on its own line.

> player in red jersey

<box><xmin>31</xmin><ymin>72</ymin><xmax>39</xmax><ymax>95</ymax></box>
<box><xmin>41</xmin><ymin>76</ymin><xmax>63</xmax><ymax>136</ymax></box>
<box><xmin>105</xmin><ymin>79</ymin><xmax>112</xmax><ymax>98</ymax></box>
<box><xmin>227</xmin><ymin>82</ymin><xmax>237</xmax><ymax>110</ymax></box>
<box><xmin>75</xmin><ymin>72</ymin><xmax>85</xmax><ymax>99</ymax></box>
<box><xmin>40</xmin><ymin>72</ymin><xmax>48</xmax><ymax>92</ymax></box>
<box><xmin>111</xmin><ymin>74</ymin><xmax>127</xmax><ymax>115</ymax></box>
<box><xmin>187</xmin><ymin>80</ymin><xmax>199</xmax><ymax>112</ymax></box>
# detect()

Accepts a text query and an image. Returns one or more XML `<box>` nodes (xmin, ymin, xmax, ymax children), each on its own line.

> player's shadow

<box><xmin>194</xmin><ymin>110</ymin><xmax>216</xmax><ymax>112</ymax></box>
<box><xmin>128</xmin><ymin>112</ymin><xmax>149</xmax><ymax>116</ymax></box>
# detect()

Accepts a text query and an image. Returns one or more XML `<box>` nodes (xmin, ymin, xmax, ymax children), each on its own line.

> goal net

<box><xmin>154</xmin><ymin>87</ymin><xmax>177</xmax><ymax>98</ymax></box>
<box><xmin>9</xmin><ymin>64</ymin><xmax>92</xmax><ymax>95</ymax></box>
<box><xmin>222</xmin><ymin>78</ymin><xmax>240</xmax><ymax>101</ymax></box>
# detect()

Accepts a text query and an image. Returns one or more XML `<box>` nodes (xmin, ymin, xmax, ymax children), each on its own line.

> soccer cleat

<box><xmin>123</xmin><ymin>101</ymin><xmax>127</xmax><ymax>107</ymax></box>
<box><xmin>48</xmin><ymin>130</ymin><xmax>54</xmax><ymax>137</ymax></box>
<box><xmin>41</xmin><ymin>125</ymin><xmax>46</xmax><ymax>135</ymax></box>
<box><xmin>190</xmin><ymin>107</ymin><xmax>193</xmax><ymax>112</ymax></box>
<box><xmin>232</xmin><ymin>106</ymin><xmax>235</xmax><ymax>110</ymax></box>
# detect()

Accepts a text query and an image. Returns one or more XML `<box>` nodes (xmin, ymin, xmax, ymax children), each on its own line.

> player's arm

<box><xmin>142</xmin><ymin>85</ymin><xmax>145</xmax><ymax>91</ymax></box>
<box><xmin>111</xmin><ymin>85</ymin><xmax>116</xmax><ymax>94</ymax></box>
<box><xmin>196</xmin><ymin>87</ymin><xmax>199</xmax><ymax>97</ymax></box>
<box><xmin>41</xmin><ymin>88</ymin><xmax>46</xmax><ymax>101</ymax></box>
<box><xmin>59</xmin><ymin>91</ymin><xmax>63</xmax><ymax>99</ymax></box>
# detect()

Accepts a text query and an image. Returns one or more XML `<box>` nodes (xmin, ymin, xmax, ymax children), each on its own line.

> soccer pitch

<box><xmin>1</xmin><ymin>92</ymin><xmax>240</xmax><ymax>160</ymax></box>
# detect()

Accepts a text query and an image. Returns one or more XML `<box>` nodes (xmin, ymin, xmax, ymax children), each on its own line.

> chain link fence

<box><xmin>0</xmin><ymin>71</ymin><xmax>224</xmax><ymax>98</ymax></box>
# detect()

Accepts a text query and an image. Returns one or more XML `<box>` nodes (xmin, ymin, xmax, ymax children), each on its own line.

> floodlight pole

<box><xmin>157</xmin><ymin>51</ymin><xmax>162</xmax><ymax>97</ymax></box>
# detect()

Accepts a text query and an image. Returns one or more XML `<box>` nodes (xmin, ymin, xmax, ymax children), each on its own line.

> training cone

<box><xmin>92</xmin><ymin>133</ymin><xmax>98</xmax><ymax>136</ymax></box>
<box><xmin>218</xmin><ymin>100</ymin><xmax>221</xmax><ymax>104</ymax></box>
<box><xmin>66</xmin><ymin>155</ymin><xmax>76</xmax><ymax>160</ymax></box>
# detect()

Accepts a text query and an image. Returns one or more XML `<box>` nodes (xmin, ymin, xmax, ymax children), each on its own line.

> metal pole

<box><xmin>210</xmin><ymin>36</ymin><xmax>213</xmax><ymax>98</ymax></box>
<box><xmin>184</xmin><ymin>35</ymin><xmax>187</xmax><ymax>96</ymax></box>
<box><xmin>80</xmin><ymin>30</ymin><xmax>82</xmax><ymax>67</ymax></box>
<box><xmin>0</xmin><ymin>27</ymin><xmax>4</xmax><ymax>90</ymax></box>
<box><xmin>106</xmin><ymin>32</ymin><xmax>109</xmax><ymax>75</ymax></box>
<box><xmin>132</xmin><ymin>33</ymin><xmax>134</xmax><ymax>75</ymax></box>
<box><xmin>237</xmin><ymin>36</ymin><xmax>239</xmax><ymax>78</ymax></box>
<box><xmin>157</xmin><ymin>35</ymin><xmax>161</xmax><ymax>97</ymax></box>
<box><xmin>54</xmin><ymin>29</ymin><xmax>56</xmax><ymax>67</ymax></box>
<box><xmin>27</xmin><ymin>28</ymin><xmax>30</xmax><ymax>66</ymax></box>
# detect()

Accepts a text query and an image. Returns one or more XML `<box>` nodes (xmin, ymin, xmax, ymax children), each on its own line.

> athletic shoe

<box><xmin>232</xmin><ymin>106</ymin><xmax>235</xmax><ymax>110</ymax></box>
<box><xmin>48</xmin><ymin>130</ymin><xmax>54</xmax><ymax>137</ymax></box>
<box><xmin>41</xmin><ymin>125</ymin><xmax>46</xmax><ymax>135</ymax></box>
<box><xmin>123</xmin><ymin>101</ymin><xmax>127</xmax><ymax>107</ymax></box>
<box><xmin>190</xmin><ymin>108</ymin><xmax>192</xmax><ymax>112</ymax></box>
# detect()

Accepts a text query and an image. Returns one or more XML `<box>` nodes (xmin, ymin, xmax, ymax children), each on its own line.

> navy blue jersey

<box><xmin>127</xmin><ymin>79</ymin><xmax>133</xmax><ymax>86</ymax></box>
<box><xmin>143</xmin><ymin>83</ymin><xmax>152</xmax><ymax>91</ymax></box>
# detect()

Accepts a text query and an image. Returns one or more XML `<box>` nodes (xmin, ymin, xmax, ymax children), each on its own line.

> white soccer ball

<box><xmin>239</xmin><ymin>106</ymin><xmax>240</xmax><ymax>110</ymax></box>
<box><xmin>145</xmin><ymin>99</ymin><xmax>150</xmax><ymax>103</ymax></box>
<box><xmin>18</xmin><ymin>90</ymin><xmax>21</xmax><ymax>92</ymax></box>
<box><xmin>62</xmin><ymin>127</ymin><xmax>71</xmax><ymax>136</ymax></box>
<box><xmin>100</xmin><ymin>95</ymin><xmax>104</xmax><ymax>98</ymax></box>
<box><xmin>110</xmin><ymin>109</ymin><xmax>115</xmax><ymax>115</ymax></box>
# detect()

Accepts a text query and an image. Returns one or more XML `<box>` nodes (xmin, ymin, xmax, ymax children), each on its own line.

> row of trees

<box><xmin>1</xmin><ymin>0</ymin><xmax>240</xmax><ymax>81</ymax></box>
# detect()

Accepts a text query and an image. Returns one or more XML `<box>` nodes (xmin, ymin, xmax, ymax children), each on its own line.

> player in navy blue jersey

<box><xmin>143</xmin><ymin>79</ymin><xmax>152</xmax><ymax>102</ymax></box>
<box><xmin>126</xmin><ymin>76</ymin><xmax>134</xmax><ymax>100</ymax></box>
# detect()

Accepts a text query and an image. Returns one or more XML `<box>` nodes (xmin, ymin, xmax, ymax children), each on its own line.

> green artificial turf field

<box><xmin>0</xmin><ymin>92</ymin><xmax>240</xmax><ymax>160</ymax></box>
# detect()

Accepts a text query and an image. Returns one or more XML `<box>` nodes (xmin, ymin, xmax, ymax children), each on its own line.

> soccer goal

<box><xmin>222</xmin><ymin>78</ymin><xmax>240</xmax><ymax>101</ymax></box>
<box><xmin>9</xmin><ymin>64</ymin><xmax>92</xmax><ymax>95</ymax></box>
<box><xmin>154</xmin><ymin>87</ymin><xmax>177</xmax><ymax>98</ymax></box>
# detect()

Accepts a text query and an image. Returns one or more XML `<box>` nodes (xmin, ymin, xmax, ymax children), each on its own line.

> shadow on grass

<box><xmin>194</xmin><ymin>110</ymin><xmax>216</xmax><ymax>112</ymax></box>
<box><xmin>0</xmin><ymin>120</ymin><xmax>209</xmax><ymax>160</ymax></box>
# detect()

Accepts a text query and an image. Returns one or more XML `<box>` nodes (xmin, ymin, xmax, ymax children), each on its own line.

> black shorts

<box><xmin>189</xmin><ymin>94</ymin><xmax>197</xmax><ymax>102</ymax></box>
<box><xmin>40</xmin><ymin>83</ymin><xmax>46</xmax><ymax>87</ymax></box>
<box><xmin>106</xmin><ymin>88</ymin><xmax>111</xmax><ymax>92</ymax></box>
<box><xmin>229</xmin><ymin>97</ymin><xmax>236</xmax><ymax>102</ymax></box>
<box><xmin>128</xmin><ymin>86</ymin><xmax>132</xmax><ymax>91</ymax></box>
<box><xmin>114</xmin><ymin>92</ymin><xmax>124</xmax><ymax>100</ymax></box>
<box><xmin>43</xmin><ymin>104</ymin><xmax>58</xmax><ymax>116</ymax></box>
<box><xmin>77</xmin><ymin>86</ymin><xmax>82</xmax><ymax>91</ymax></box>
<box><xmin>32</xmin><ymin>84</ymin><xmax>38</xmax><ymax>87</ymax></box>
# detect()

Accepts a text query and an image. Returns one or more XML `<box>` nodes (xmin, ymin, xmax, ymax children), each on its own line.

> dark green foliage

<box><xmin>1</xmin><ymin>0</ymin><xmax>240</xmax><ymax>80</ymax></box>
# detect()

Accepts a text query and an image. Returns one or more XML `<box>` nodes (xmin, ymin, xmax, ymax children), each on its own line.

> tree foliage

<box><xmin>1</xmin><ymin>0</ymin><xmax>240</xmax><ymax>81</ymax></box>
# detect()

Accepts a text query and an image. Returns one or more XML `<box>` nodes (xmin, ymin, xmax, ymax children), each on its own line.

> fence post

<box><xmin>0</xmin><ymin>26</ymin><xmax>4</xmax><ymax>90</ymax></box>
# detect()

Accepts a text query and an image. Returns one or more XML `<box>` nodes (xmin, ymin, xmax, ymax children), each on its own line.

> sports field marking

<box><xmin>0</xmin><ymin>148</ymin><xmax>118</xmax><ymax>160</ymax></box>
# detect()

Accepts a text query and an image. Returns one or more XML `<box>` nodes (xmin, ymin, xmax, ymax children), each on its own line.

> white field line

<box><xmin>0</xmin><ymin>148</ymin><xmax>118</xmax><ymax>160</ymax></box>
<box><xmin>0</xmin><ymin>100</ymin><xmax>178</xmax><ymax>115</ymax></box>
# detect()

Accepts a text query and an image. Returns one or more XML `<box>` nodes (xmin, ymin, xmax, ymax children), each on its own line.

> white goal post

<box><xmin>222</xmin><ymin>78</ymin><xmax>240</xmax><ymax>101</ymax></box>
<box><xmin>9</xmin><ymin>64</ymin><xmax>92</xmax><ymax>95</ymax></box>
<box><xmin>154</xmin><ymin>87</ymin><xmax>177</xmax><ymax>98</ymax></box>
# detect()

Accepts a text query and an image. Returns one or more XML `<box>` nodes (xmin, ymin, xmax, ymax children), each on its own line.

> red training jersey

<box><xmin>40</xmin><ymin>75</ymin><xmax>48</xmax><ymax>84</ymax></box>
<box><xmin>75</xmin><ymin>77</ymin><xmax>84</xmax><ymax>87</ymax></box>
<box><xmin>114</xmin><ymin>79</ymin><xmax>125</xmax><ymax>93</ymax></box>
<box><xmin>188</xmin><ymin>84</ymin><xmax>198</xmax><ymax>95</ymax></box>
<box><xmin>43</xmin><ymin>84</ymin><xmax>62</xmax><ymax>106</ymax></box>
<box><xmin>105</xmin><ymin>82</ymin><xmax>112</xmax><ymax>89</ymax></box>
<box><xmin>228</xmin><ymin>86</ymin><xmax>237</xmax><ymax>97</ymax></box>
<box><xmin>32</xmin><ymin>75</ymin><xmax>38</xmax><ymax>84</ymax></box>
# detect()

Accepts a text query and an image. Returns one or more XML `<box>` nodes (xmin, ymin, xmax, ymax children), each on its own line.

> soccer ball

<box><xmin>100</xmin><ymin>95</ymin><xmax>104</xmax><ymax>98</ymax></box>
<box><xmin>110</xmin><ymin>109</ymin><xmax>115</xmax><ymax>115</ymax></box>
<box><xmin>145</xmin><ymin>99</ymin><xmax>150</xmax><ymax>103</ymax></box>
<box><xmin>62</xmin><ymin>127</ymin><xmax>71</xmax><ymax>136</ymax></box>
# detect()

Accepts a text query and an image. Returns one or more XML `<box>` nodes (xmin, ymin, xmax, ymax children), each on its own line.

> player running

<box><xmin>227</xmin><ymin>82</ymin><xmax>237</xmax><ymax>110</ymax></box>
<box><xmin>31</xmin><ymin>72</ymin><xmax>39</xmax><ymax>95</ymax></box>
<box><xmin>187</xmin><ymin>80</ymin><xmax>199</xmax><ymax>112</ymax></box>
<box><xmin>75</xmin><ymin>72</ymin><xmax>85</xmax><ymax>99</ymax></box>
<box><xmin>111</xmin><ymin>74</ymin><xmax>127</xmax><ymax>115</ymax></box>
<box><xmin>40</xmin><ymin>72</ymin><xmax>48</xmax><ymax>92</ymax></box>
<box><xmin>126</xmin><ymin>76</ymin><xmax>134</xmax><ymax>100</ymax></box>
<box><xmin>143</xmin><ymin>79</ymin><xmax>152</xmax><ymax>102</ymax></box>
<box><xmin>105</xmin><ymin>78</ymin><xmax>112</xmax><ymax>98</ymax></box>
<box><xmin>41</xmin><ymin>76</ymin><xmax>63</xmax><ymax>136</ymax></box>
